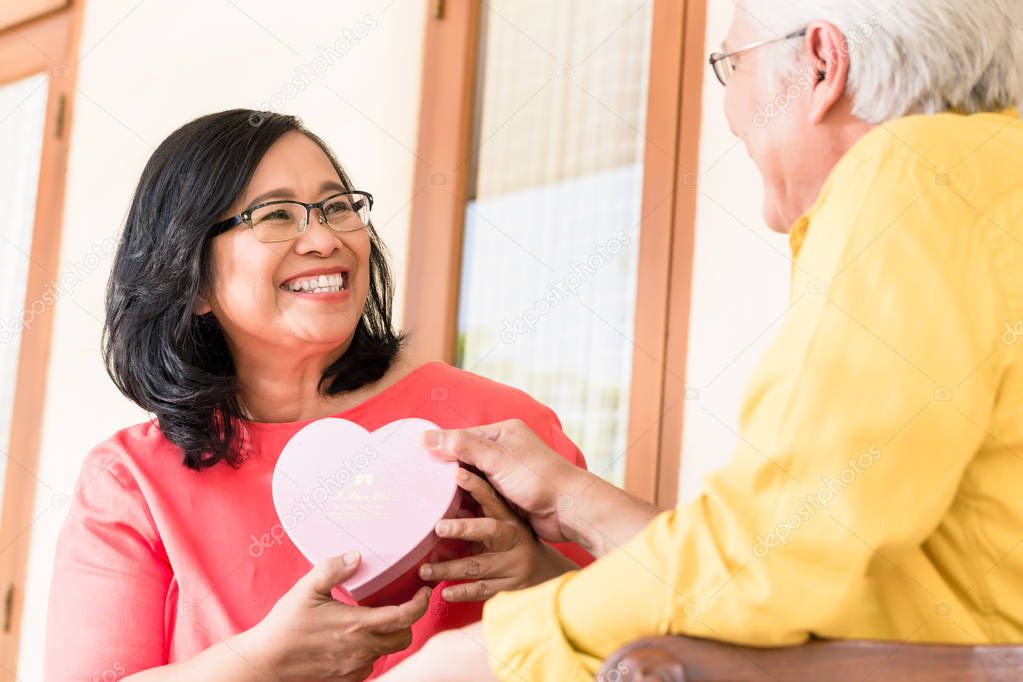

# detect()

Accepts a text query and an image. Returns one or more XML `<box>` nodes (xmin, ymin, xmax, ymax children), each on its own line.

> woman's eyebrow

<box><xmin>245</xmin><ymin>180</ymin><xmax>347</xmax><ymax>207</ymax></box>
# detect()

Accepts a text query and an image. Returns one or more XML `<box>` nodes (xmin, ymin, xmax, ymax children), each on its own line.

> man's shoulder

<box><xmin>852</xmin><ymin>109</ymin><xmax>1023</xmax><ymax>179</ymax></box>
<box><xmin>814</xmin><ymin>109</ymin><xmax>1023</xmax><ymax>238</ymax></box>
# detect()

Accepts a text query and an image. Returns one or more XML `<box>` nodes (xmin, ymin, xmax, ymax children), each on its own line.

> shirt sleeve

<box><xmin>481</xmin><ymin>151</ymin><xmax>1008</xmax><ymax>680</ymax></box>
<box><xmin>44</xmin><ymin>445</ymin><xmax>173</xmax><ymax>680</ymax></box>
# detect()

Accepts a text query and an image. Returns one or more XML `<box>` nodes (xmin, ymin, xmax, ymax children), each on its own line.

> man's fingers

<box><xmin>434</xmin><ymin>516</ymin><xmax>514</xmax><ymax>546</ymax></box>
<box><xmin>455</xmin><ymin>469</ymin><xmax>517</xmax><ymax>522</ymax></box>
<box><xmin>439</xmin><ymin>579</ymin><xmax>509</xmax><ymax>603</ymax></box>
<box><xmin>361</xmin><ymin>586</ymin><xmax>432</xmax><ymax>632</ymax></box>
<box><xmin>422</xmin><ymin>421</ymin><xmax>514</xmax><ymax>472</ymax></box>
<box><xmin>419</xmin><ymin>553</ymin><xmax>497</xmax><ymax>582</ymax></box>
<box><xmin>460</xmin><ymin>421</ymin><xmax>507</xmax><ymax>443</ymax></box>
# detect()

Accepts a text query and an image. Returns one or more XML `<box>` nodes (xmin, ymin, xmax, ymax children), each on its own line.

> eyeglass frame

<box><xmin>211</xmin><ymin>190</ymin><xmax>374</xmax><ymax>242</ymax></box>
<box><xmin>708</xmin><ymin>28</ymin><xmax>808</xmax><ymax>86</ymax></box>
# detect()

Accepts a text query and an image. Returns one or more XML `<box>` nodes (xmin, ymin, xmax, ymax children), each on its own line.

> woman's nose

<box><xmin>293</xmin><ymin>212</ymin><xmax>343</xmax><ymax>256</ymax></box>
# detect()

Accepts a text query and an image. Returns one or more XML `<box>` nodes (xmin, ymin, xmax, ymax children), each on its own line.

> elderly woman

<box><xmin>43</xmin><ymin>110</ymin><xmax>592</xmax><ymax>680</ymax></box>
<box><xmin>381</xmin><ymin>1</ymin><xmax>1023</xmax><ymax>680</ymax></box>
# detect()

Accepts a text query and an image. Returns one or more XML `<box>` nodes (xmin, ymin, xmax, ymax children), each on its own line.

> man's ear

<box><xmin>805</xmin><ymin>21</ymin><xmax>851</xmax><ymax>125</ymax></box>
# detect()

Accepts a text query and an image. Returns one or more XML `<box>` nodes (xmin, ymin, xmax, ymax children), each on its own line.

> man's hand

<box><xmin>423</xmin><ymin>419</ymin><xmax>661</xmax><ymax>558</ymax></box>
<box><xmin>419</xmin><ymin>469</ymin><xmax>578</xmax><ymax>601</ymax></box>
<box><xmin>423</xmin><ymin>419</ymin><xmax>588</xmax><ymax>544</ymax></box>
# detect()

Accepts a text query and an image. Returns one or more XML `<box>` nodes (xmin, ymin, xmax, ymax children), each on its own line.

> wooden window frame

<box><xmin>0</xmin><ymin>1</ymin><xmax>84</xmax><ymax>674</ymax></box>
<box><xmin>403</xmin><ymin>0</ymin><xmax>707</xmax><ymax>506</ymax></box>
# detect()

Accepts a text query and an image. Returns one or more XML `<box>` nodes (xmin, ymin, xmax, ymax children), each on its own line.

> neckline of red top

<box><xmin>236</xmin><ymin>361</ymin><xmax>442</xmax><ymax>433</ymax></box>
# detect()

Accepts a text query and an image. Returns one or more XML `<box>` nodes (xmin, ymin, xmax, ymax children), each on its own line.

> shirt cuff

<box><xmin>482</xmin><ymin>572</ymin><xmax>600</xmax><ymax>682</ymax></box>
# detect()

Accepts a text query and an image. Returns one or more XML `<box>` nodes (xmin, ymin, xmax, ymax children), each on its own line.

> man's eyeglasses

<box><xmin>708</xmin><ymin>28</ymin><xmax>807</xmax><ymax>86</ymax></box>
<box><xmin>212</xmin><ymin>191</ymin><xmax>373</xmax><ymax>243</ymax></box>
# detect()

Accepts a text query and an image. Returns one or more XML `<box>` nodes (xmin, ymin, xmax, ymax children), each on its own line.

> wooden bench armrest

<box><xmin>598</xmin><ymin>636</ymin><xmax>1023</xmax><ymax>681</ymax></box>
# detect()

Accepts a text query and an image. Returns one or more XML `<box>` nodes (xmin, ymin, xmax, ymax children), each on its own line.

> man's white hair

<box><xmin>742</xmin><ymin>0</ymin><xmax>1023</xmax><ymax>122</ymax></box>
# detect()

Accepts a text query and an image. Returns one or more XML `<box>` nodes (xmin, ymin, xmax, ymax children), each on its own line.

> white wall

<box><xmin>677</xmin><ymin>0</ymin><xmax>792</xmax><ymax>503</ymax></box>
<box><xmin>19</xmin><ymin>0</ymin><xmax>425</xmax><ymax>675</ymax></box>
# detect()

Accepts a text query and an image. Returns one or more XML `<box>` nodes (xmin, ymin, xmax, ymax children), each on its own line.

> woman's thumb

<box><xmin>306</xmin><ymin>552</ymin><xmax>361</xmax><ymax>598</ymax></box>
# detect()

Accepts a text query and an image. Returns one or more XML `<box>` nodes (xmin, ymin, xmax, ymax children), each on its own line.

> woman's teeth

<box><xmin>283</xmin><ymin>273</ymin><xmax>346</xmax><ymax>294</ymax></box>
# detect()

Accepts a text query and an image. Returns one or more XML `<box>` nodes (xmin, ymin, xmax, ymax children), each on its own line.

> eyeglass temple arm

<box><xmin>211</xmin><ymin>215</ymin><xmax>243</xmax><ymax>235</ymax></box>
<box><xmin>713</xmin><ymin>26</ymin><xmax>809</xmax><ymax>63</ymax></box>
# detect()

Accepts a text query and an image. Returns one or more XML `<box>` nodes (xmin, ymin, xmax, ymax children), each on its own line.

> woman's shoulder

<box><xmin>78</xmin><ymin>418</ymin><xmax>184</xmax><ymax>486</ymax></box>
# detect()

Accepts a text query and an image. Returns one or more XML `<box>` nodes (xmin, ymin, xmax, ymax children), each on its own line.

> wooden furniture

<box><xmin>599</xmin><ymin>636</ymin><xmax>1023</xmax><ymax>681</ymax></box>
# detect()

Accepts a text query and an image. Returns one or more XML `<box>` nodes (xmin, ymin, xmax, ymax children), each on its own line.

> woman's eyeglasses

<box><xmin>212</xmin><ymin>191</ymin><xmax>373</xmax><ymax>243</ymax></box>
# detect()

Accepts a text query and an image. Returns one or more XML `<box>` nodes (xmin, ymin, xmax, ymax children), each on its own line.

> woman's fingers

<box><xmin>454</xmin><ymin>469</ymin><xmax>517</xmax><ymax>522</ymax></box>
<box><xmin>369</xmin><ymin>628</ymin><xmax>416</xmax><ymax>655</ymax></box>
<box><xmin>304</xmin><ymin>552</ymin><xmax>361</xmax><ymax>600</ymax></box>
<box><xmin>359</xmin><ymin>585</ymin><xmax>432</xmax><ymax>633</ymax></box>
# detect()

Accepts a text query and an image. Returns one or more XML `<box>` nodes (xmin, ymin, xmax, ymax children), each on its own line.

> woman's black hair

<box><xmin>103</xmin><ymin>109</ymin><xmax>404</xmax><ymax>471</ymax></box>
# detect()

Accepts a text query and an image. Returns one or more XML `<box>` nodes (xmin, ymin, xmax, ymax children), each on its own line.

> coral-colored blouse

<box><xmin>44</xmin><ymin>362</ymin><xmax>591</xmax><ymax>680</ymax></box>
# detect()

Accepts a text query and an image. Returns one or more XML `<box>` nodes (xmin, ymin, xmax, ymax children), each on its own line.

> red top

<box><xmin>44</xmin><ymin>362</ymin><xmax>592</xmax><ymax>680</ymax></box>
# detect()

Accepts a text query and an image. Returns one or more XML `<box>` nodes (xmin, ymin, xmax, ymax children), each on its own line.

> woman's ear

<box><xmin>194</xmin><ymin>296</ymin><xmax>212</xmax><ymax>316</ymax></box>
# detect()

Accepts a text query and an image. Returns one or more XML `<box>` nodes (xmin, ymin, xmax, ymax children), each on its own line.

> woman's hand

<box><xmin>419</xmin><ymin>469</ymin><xmax>578</xmax><ymax>601</ymax></box>
<box><xmin>239</xmin><ymin>553</ymin><xmax>431</xmax><ymax>681</ymax></box>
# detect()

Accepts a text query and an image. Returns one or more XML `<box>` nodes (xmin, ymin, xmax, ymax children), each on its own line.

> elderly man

<box><xmin>382</xmin><ymin>1</ymin><xmax>1023</xmax><ymax>679</ymax></box>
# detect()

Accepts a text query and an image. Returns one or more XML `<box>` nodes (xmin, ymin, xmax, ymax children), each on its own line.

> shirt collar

<box><xmin>788</xmin><ymin>212</ymin><xmax>811</xmax><ymax>259</ymax></box>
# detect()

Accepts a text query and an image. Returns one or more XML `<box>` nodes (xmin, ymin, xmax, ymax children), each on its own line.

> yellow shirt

<box><xmin>482</xmin><ymin>108</ymin><xmax>1023</xmax><ymax>680</ymax></box>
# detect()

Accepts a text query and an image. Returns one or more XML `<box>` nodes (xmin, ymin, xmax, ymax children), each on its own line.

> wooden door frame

<box><xmin>623</xmin><ymin>0</ymin><xmax>706</xmax><ymax>506</ymax></box>
<box><xmin>403</xmin><ymin>0</ymin><xmax>706</xmax><ymax>506</ymax></box>
<box><xmin>402</xmin><ymin>0</ymin><xmax>481</xmax><ymax>367</ymax></box>
<box><xmin>0</xmin><ymin>2</ymin><xmax>84</xmax><ymax>675</ymax></box>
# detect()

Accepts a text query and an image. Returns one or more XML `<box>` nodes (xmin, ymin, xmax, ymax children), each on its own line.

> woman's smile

<box><xmin>279</xmin><ymin>266</ymin><xmax>352</xmax><ymax>301</ymax></box>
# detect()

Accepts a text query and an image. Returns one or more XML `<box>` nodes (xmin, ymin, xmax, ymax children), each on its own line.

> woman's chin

<box><xmin>273</xmin><ymin>323</ymin><xmax>358</xmax><ymax>350</ymax></box>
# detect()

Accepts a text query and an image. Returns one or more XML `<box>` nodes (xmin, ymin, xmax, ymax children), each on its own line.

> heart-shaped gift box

<box><xmin>271</xmin><ymin>417</ymin><xmax>473</xmax><ymax>606</ymax></box>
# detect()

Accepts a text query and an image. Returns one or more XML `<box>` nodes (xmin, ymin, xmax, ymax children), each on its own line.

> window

<box><xmin>0</xmin><ymin>72</ymin><xmax>48</xmax><ymax>505</ymax></box>
<box><xmin>405</xmin><ymin>0</ymin><xmax>708</xmax><ymax>504</ymax></box>
<box><xmin>0</xmin><ymin>4</ymin><xmax>81</xmax><ymax>675</ymax></box>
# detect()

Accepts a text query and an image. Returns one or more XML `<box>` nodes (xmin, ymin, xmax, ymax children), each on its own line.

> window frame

<box><xmin>0</xmin><ymin>1</ymin><xmax>83</xmax><ymax>672</ymax></box>
<box><xmin>403</xmin><ymin>0</ymin><xmax>708</xmax><ymax>506</ymax></box>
